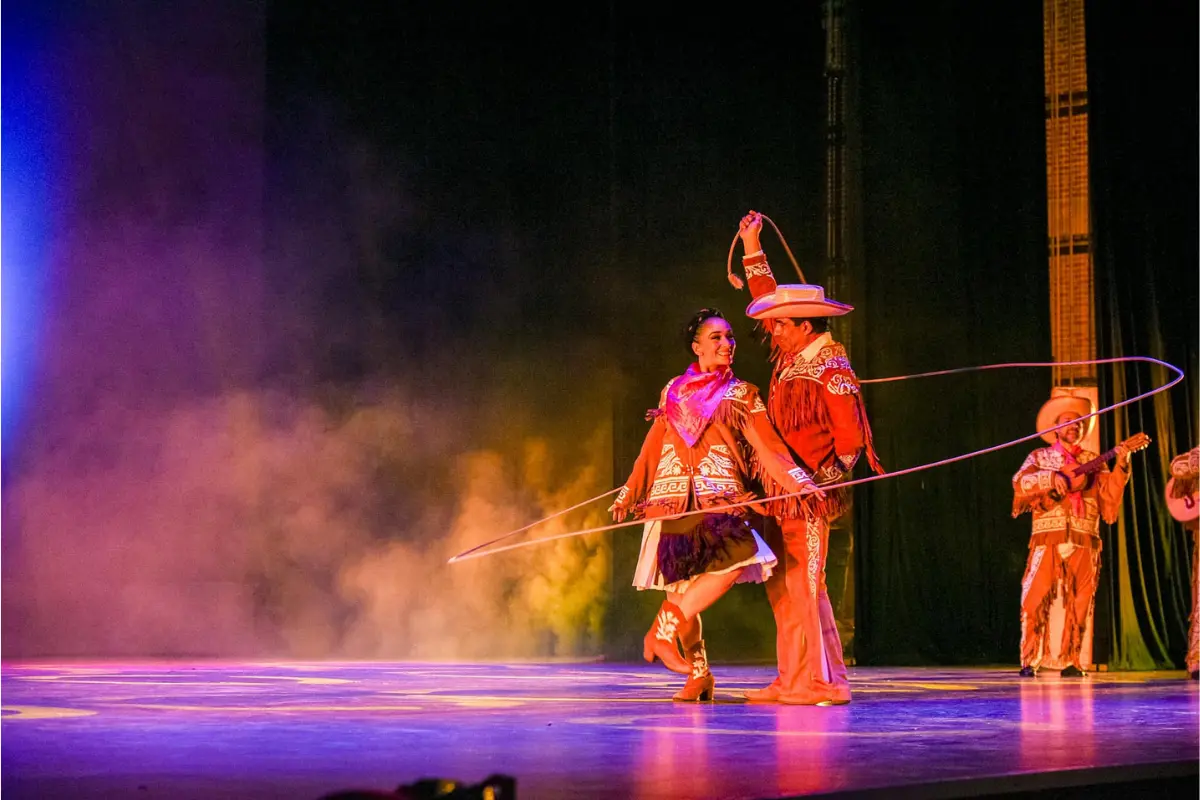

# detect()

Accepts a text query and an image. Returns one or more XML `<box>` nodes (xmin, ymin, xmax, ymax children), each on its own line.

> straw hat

<box><xmin>1036</xmin><ymin>387</ymin><xmax>1096</xmax><ymax>444</ymax></box>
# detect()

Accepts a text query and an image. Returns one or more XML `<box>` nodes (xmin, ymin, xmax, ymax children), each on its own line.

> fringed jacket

<box><xmin>616</xmin><ymin>368</ymin><xmax>816</xmax><ymax>520</ymax></box>
<box><xmin>1011</xmin><ymin>441</ymin><xmax>1131</xmax><ymax>550</ymax></box>
<box><xmin>758</xmin><ymin>332</ymin><xmax>884</xmax><ymax>523</ymax></box>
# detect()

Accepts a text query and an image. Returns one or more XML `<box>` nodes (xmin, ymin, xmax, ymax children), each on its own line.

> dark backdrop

<box><xmin>3</xmin><ymin>0</ymin><xmax>1194</xmax><ymax>665</ymax></box>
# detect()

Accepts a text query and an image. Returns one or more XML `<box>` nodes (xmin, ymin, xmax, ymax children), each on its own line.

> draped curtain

<box><xmin>1088</xmin><ymin>0</ymin><xmax>1198</xmax><ymax>669</ymax></box>
<box><xmin>850</xmin><ymin>0</ymin><xmax>1197</xmax><ymax>667</ymax></box>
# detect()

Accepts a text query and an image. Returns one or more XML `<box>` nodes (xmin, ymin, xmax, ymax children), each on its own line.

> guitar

<box><xmin>1165</xmin><ymin>477</ymin><xmax>1200</xmax><ymax>525</ymax></box>
<box><xmin>1040</xmin><ymin>432</ymin><xmax>1152</xmax><ymax>507</ymax></box>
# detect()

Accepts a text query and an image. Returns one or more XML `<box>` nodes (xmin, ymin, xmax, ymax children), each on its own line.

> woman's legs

<box><xmin>663</xmin><ymin>567</ymin><xmax>744</xmax><ymax>653</ymax></box>
<box><xmin>674</xmin><ymin>568</ymin><xmax>743</xmax><ymax>621</ymax></box>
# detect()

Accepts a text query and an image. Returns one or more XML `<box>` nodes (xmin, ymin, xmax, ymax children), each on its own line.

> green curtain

<box><xmin>1088</xmin><ymin>0</ymin><xmax>1198</xmax><ymax>669</ymax></box>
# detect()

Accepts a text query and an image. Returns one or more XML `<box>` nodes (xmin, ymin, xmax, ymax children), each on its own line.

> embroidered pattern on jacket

<box><xmin>786</xmin><ymin>466</ymin><xmax>812</xmax><ymax>486</ymax></box>
<box><xmin>647</xmin><ymin>443</ymin><xmax>745</xmax><ymax>505</ymax></box>
<box><xmin>826</xmin><ymin>373</ymin><xmax>859</xmax><ymax>396</ymax></box>
<box><xmin>776</xmin><ymin>344</ymin><xmax>858</xmax><ymax>398</ymax></box>
<box><xmin>693</xmin><ymin>444</ymin><xmax>743</xmax><ymax>499</ymax></box>
<box><xmin>723</xmin><ymin>382</ymin><xmax>751</xmax><ymax>401</ymax></box>
<box><xmin>745</xmin><ymin>260</ymin><xmax>773</xmax><ymax>278</ymax></box>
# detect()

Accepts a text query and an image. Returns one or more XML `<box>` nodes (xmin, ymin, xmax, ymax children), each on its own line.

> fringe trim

<box><xmin>750</xmin><ymin>457</ymin><xmax>849</xmax><ymax>522</ymax></box>
<box><xmin>1012</xmin><ymin>494</ymin><xmax>1038</xmax><ymax>517</ymax></box>
<box><xmin>1021</xmin><ymin>553</ymin><xmax>1061</xmax><ymax>667</ymax></box>
<box><xmin>768</xmin><ymin>375</ymin><xmax>830</xmax><ymax>432</ymax></box>
<box><xmin>1060</xmin><ymin>556</ymin><xmax>1085</xmax><ymax>664</ymax></box>
<box><xmin>645</xmin><ymin>395</ymin><xmax>752</xmax><ymax>438</ymax></box>
<box><xmin>855</xmin><ymin>392</ymin><xmax>885</xmax><ymax>475</ymax></box>
<box><xmin>709</xmin><ymin>397</ymin><xmax>752</xmax><ymax>431</ymax></box>
<box><xmin>767</xmin><ymin>370</ymin><xmax>884</xmax><ymax>478</ymax></box>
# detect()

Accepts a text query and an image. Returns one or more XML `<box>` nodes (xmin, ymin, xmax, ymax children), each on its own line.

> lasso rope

<box><xmin>726</xmin><ymin>212</ymin><xmax>805</xmax><ymax>288</ymax></box>
<box><xmin>447</xmin><ymin>356</ymin><xmax>1184</xmax><ymax>564</ymax></box>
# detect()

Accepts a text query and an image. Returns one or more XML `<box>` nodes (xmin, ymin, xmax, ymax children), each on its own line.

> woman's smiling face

<box><xmin>692</xmin><ymin>316</ymin><xmax>736</xmax><ymax>371</ymax></box>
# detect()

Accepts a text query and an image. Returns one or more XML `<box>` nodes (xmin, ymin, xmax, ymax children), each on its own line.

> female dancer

<box><xmin>610</xmin><ymin>308</ymin><xmax>824</xmax><ymax>701</ymax></box>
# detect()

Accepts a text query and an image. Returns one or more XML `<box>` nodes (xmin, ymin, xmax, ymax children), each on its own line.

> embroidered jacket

<box><xmin>617</xmin><ymin>377</ymin><xmax>815</xmax><ymax>519</ymax></box>
<box><xmin>759</xmin><ymin>332</ymin><xmax>883</xmax><ymax>522</ymax></box>
<box><xmin>1011</xmin><ymin>441</ymin><xmax>1131</xmax><ymax>550</ymax></box>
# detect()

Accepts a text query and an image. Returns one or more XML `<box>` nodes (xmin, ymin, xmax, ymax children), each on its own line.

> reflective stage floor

<box><xmin>2</xmin><ymin>661</ymin><xmax>1197</xmax><ymax>799</ymax></box>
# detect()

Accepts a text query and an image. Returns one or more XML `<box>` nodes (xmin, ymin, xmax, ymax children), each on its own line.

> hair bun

<box><xmin>683</xmin><ymin>308</ymin><xmax>726</xmax><ymax>354</ymax></box>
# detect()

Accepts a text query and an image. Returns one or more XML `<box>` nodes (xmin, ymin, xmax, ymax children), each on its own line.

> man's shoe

<box><xmin>743</xmin><ymin>682</ymin><xmax>781</xmax><ymax>702</ymax></box>
<box><xmin>777</xmin><ymin>689</ymin><xmax>837</xmax><ymax>706</ymax></box>
<box><xmin>1018</xmin><ymin>666</ymin><xmax>1036</xmax><ymax>678</ymax></box>
<box><xmin>1059</xmin><ymin>665</ymin><xmax>1086</xmax><ymax>678</ymax></box>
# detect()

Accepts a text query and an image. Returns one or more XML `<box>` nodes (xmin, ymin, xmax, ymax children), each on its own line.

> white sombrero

<box><xmin>1035</xmin><ymin>388</ymin><xmax>1096</xmax><ymax>444</ymax></box>
<box><xmin>746</xmin><ymin>284</ymin><xmax>854</xmax><ymax>320</ymax></box>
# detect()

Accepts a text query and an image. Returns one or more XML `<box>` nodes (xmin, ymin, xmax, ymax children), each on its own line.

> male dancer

<box><xmin>734</xmin><ymin>211</ymin><xmax>883</xmax><ymax>705</ymax></box>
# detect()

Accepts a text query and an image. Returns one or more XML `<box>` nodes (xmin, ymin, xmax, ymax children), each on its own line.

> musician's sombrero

<box><xmin>1036</xmin><ymin>387</ymin><xmax>1096</xmax><ymax>444</ymax></box>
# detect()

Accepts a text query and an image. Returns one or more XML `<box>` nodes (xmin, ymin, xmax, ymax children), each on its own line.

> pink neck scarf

<box><xmin>664</xmin><ymin>364</ymin><xmax>735</xmax><ymax>447</ymax></box>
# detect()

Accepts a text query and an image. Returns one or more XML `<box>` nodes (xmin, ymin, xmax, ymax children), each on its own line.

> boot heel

<box><xmin>672</xmin><ymin>640</ymin><xmax>715</xmax><ymax>701</ymax></box>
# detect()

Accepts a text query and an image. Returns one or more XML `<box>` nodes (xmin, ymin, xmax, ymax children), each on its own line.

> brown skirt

<box><xmin>632</xmin><ymin>512</ymin><xmax>777</xmax><ymax>592</ymax></box>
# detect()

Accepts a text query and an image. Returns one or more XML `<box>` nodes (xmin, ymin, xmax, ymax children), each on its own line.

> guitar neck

<box><xmin>1072</xmin><ymin>439</ymin><xmax>1138</xmax><ymax>476</ymax></box>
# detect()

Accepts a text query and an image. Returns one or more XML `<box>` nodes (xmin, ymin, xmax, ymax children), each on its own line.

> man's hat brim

<box><xmin>746</xmin><ymin>293</ymin><xmax>854</xmax><ymax>320</ymax></box>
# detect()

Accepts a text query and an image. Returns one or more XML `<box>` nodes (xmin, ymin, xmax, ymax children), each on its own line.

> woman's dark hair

<box><xmin>683</xmin><ymin>307</ymin><xmax>728</xmax><ymax>354</ymax></box>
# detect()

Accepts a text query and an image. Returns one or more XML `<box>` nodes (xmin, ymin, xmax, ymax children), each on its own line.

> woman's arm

<box><xmin>610</xmin><ymin>417</ymin><xmax>666</xmax><ymax>521</ymax></box>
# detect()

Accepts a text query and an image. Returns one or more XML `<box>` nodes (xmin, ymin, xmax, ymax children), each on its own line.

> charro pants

<box><xmin>762</xmin><ymin>515</ymin><xmax>849</xmax><ymax>701</ymax></box>
<box><xmin>1019</xmin><ymin>540</ymin><xmax>1101</xmax><ymax>670</ymax></box>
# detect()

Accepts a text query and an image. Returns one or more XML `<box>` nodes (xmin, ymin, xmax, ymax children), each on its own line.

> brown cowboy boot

<box><xmin>674</xmin><ymin>639</ymin><xmax>715</xmax><ymax>702</ymax></box>
<box><xmin>643</xmin><ymin>600</ymin><xmax>691</xmax><ymax>674</ymax></box>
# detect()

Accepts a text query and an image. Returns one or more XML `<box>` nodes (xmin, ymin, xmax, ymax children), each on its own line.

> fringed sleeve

<box><xmin>824</xmin><ymin>372</ymin><xmax>885</xmax><ymax>476</ymax></box>
<box><xmin>617</xmin><ymin>385</ymin><xmax>672</xmax><ymax>516</ymax></box>
<box><xmin>1012</xmin><ymin>450</ymin><xmax>1055</xmax><ymax>517</ymax></box>
<box><xmin>1096</xmin><ymin>460</ymin><xmax>1131</xmax><ymax>525</ymax></box>
<box><xmin>738</xmin><ymin>390</ymin><xmax>816</xmax><ymax>500</ymax></box>
<box><xmin>617</xmin><ymin>416</ymin><xmax>666</xmax><ymax>516</ymax></box>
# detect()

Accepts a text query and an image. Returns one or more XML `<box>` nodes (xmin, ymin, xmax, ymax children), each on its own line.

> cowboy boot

<box><xmin>643</xmin><ymin>600</ymin><xmax>691</xmax><ymax>674</ymax></box>
<box><xmin>673</xmin><ymin>639</ymin><xmax>715</xmax><ymax>702</ymax></box>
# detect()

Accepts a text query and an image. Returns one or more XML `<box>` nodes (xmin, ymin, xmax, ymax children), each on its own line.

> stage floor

<box><xmin>2</xmin><ymin>661</ymin><xmax>1196</xmax><ymax>799</ymax></box>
